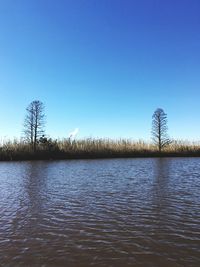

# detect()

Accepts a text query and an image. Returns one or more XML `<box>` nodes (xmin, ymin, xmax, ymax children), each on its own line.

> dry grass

<box><xmin>1</xmin><ymin>138</ymin><xmax>200</xmax><ymax>161</ymax></box>
<box><xmin>58</xmin><ymin>138</ymin><xmax>154</xmax><ymax>153</ymax></box>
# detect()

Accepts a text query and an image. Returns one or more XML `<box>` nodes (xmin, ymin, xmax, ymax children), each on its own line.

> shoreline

<box><xmin>1</xmin><ymin>151</ymin><xmax>200</xmax><ymax>162</ymax></box>
<box><xmin>1</xmin><ymin>138</ymin><xmax>200</xmax><ymax>162</ymax></box>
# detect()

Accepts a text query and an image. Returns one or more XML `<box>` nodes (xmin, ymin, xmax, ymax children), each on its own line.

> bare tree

<box><xmin>152</xmin><ymin>108</ymin><xmax>170</xmax><ymax>152</ymax></box>
<box><xmin>24</xmin><ymin>100</ymin><xmax>45</xmax><ymax>151</ymax></box>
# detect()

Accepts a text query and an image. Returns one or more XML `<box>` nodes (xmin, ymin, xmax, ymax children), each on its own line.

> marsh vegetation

<box><xmin>1</xmin><ymin>138</ymin><xmax>200</xmax><ymax>161</ymax></box>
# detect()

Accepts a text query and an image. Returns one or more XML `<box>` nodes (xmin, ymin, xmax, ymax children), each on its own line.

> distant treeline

<box><xmin>0</xmin><ymin>100</ymin><xmax>200</xmax><ymax>161</ymax></box>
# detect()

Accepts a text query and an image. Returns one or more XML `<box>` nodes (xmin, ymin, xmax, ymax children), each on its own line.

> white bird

<box><xmin>68</xmin><ymin>128</ymin><xmax>79</xmax><ymax>139</ymax></box>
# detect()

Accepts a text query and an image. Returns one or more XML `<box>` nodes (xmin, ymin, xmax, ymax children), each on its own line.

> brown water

<box><xmin>0</xmin><ymin>158</ymin><xmax>199</xmax><ymax>267</ymax></box>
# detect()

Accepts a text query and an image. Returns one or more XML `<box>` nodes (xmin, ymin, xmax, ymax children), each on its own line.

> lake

<box><xmin>0</xmin><ymin>158</ymin><xmax>199</xmax><ymax>267</ymax></box>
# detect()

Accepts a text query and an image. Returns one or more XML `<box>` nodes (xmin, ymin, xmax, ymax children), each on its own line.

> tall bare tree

<box><xmin>24</xmin><ymin>100</ymin><xmax>45</xmax><ymax>151</ymax></box>
<box><xmin>152</xmin><ymin>108</ymin><xmax>170</xmax><ymax>152</ymax></box>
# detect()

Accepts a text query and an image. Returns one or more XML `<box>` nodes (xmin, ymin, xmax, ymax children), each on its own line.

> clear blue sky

<box><xmin>0</xmin><ymin>0</ymin><xmax>200</xmax><ymax>141</ymax></box>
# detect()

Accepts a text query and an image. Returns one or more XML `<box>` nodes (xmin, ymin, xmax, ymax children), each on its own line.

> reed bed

<box><xmin>1</xmin><ymin>138</ymin><xmax>200</xmax><ymax>161</ymax></box>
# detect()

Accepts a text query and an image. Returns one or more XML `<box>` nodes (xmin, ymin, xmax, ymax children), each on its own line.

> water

<box><xmin>0</xmin><ymin>158</ymin><xmax>199</xmax><ymax>267</ymax></box>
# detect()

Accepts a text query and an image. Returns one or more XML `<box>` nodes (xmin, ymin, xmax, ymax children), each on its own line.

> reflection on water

<box><xmin>0</xmin><ymin>158</ymin><xmax>200</xmax><ymax>267</ymax></box>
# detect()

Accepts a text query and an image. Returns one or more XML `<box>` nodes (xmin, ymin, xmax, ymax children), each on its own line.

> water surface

<box><xmin>0</xmin><ymin>158</ymin><xmax>200</xmax><ymax>266</ymax></box>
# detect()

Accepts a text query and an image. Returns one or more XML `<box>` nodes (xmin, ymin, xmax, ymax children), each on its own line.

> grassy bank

<box><xmin>1</xmin><ymin>138</ymin><xmax>200</xmax><ymax>161</ymax></box>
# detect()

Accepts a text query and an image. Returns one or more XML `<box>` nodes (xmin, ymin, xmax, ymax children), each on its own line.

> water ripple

<box><xmin>0</xmin><ymin>158</ymin><xmax>200</xmax><ymax>266</ymax></box>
